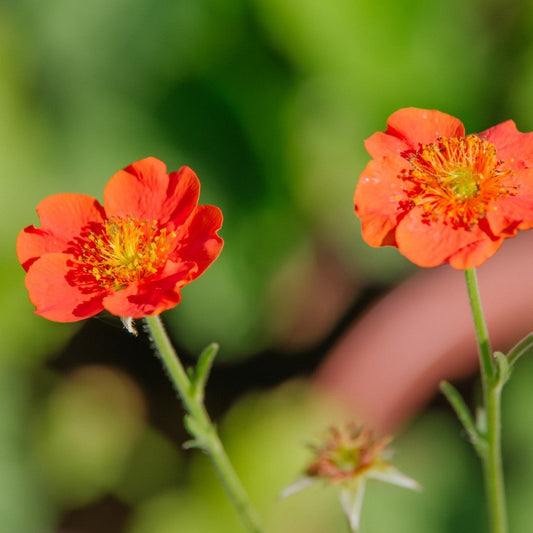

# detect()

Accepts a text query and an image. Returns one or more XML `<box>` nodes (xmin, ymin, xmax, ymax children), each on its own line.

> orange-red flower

<box><xmin>17</xmin><ymin>157</ymin><xmax>223</xmax><ymax>321</ymax></box>
<box><xmin>354</xmin><ymin>108</ymin><xmax>533</xmax><ymax>268</ymax></box>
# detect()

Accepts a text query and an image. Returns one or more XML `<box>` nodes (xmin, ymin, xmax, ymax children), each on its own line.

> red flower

<box><xmin>17</xmin><ymin>157</ymin><xmax>223</xmax><ymax>321</ymax></box>
<box><xmin>354</xmin><ymin>108</ymin><xmax>533</xmax><ymax>268</ymax></box>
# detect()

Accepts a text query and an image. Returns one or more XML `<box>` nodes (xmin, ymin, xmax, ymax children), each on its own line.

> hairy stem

<box><xmin>464</xmin><ymin>268</ymin><xmax>507</xmax><ymax>533</ymax></box>
<box><xmin>144</xmin><ymin>315</ymin><xmax>263</xmax><ymax>533</ymax></box>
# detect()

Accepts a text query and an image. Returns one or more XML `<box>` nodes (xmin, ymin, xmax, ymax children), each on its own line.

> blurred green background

<box><xmin>2</xmin><ymin>0</ymin><xmax>533</xmax><ymax>531</ymax></box>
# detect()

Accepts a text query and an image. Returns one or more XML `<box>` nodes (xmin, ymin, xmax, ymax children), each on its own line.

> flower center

<box><xmin>401</xmin><ymin>135</ymin><xmax>517</xmax><ymax>228</ymax></box>
<box><xmin>331</xmin><ymin>445</ymin><xmax>362</xmax><ymax>473</ymax></box>
<box><xmin>77</xmin><ymin>216</ymin><xmax>175</xmax><ymax>290</ymax></box>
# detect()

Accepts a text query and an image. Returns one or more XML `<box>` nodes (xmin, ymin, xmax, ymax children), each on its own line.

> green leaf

<box><xmin>191</xmin><ymin>343</ymin><xmax>219</xmax><ymax>402</ymax></box>
<box><xmin>440</xmin><ymin>380</ymin><xmax>486</xmax><ymax>457</ymax></box>
<box><xmin>506</xmin><ymin>332</ymin><xmax>533</xmax><ymax>367</ymax></box>
<box><xmin>493</xmin><ymin>351</ymin><xmax>511</xmax><ymax>389</ymax></box>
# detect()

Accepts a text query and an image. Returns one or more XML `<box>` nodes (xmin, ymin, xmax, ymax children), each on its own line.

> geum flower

<box><xmin>354</xmin><ymin>107</ymin><xmax>533</xmax><ymax>269</ymax></box>
<box><xmin>281</xmin><ymin>424</ymin><xmax>418</xmax><ymax>532</ymax></box>
<box><xmin>17</xmin><ymin>157</ymin><xmax>223</xmax><ymax>321</ymax></box>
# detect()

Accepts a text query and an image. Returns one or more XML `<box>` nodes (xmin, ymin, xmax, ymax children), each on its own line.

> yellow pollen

<box><xmin>77</xmin><ymin>216</ymin><xmax>175</xmax><ymax>290</ymax></box>
<box><xmin>401</xmin><ymin>135</ymin><xmax>517</xmax><ymax>228</ymax></box>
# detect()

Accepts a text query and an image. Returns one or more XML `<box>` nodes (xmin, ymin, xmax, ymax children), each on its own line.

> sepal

<box><xmin>121</xmin><ymin>316</ymin><xmax>137</xmax><ymax>335</ymax></box>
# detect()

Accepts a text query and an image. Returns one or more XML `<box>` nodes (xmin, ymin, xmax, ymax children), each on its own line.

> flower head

<box><xmin>354</xmin><ymin>108</ymin><xmax>533</xmax><ymax>268</ymax></box>
<box><xmin>17</xmin><ymin>157</ymin><xmax>223</xmax><ymax>321</ymax></box>
<box><xmin>304</xmin><ymin>424</ymin><xmax>393</xmax><ymax>484</ymax></box>
<box><xmin>282</xmin><ymin>424</ymin><xmax>419</xmax><ymax>532</ymax></box>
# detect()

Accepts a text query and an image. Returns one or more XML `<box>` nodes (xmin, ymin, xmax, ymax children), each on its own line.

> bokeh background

<box><xmin>3</xmin><ymin>0</ymin><xmax>533</xmax><ymax>531</ymax></box>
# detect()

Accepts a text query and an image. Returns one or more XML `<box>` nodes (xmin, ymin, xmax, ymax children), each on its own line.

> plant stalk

<box><xmin>144</xmin><ymin>315</ymin><xmax>263</xmax><ymax>533</ymax></box>
<box><xmin>464</xmin><ymin>268</ymin><xmax>507</xmax><ymax>533</ymax></box>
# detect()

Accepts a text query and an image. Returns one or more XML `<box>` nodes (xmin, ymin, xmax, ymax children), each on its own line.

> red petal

<box><xmin>104</xmin><ymin>157</ymin><xmax>200</xmax><ymax>227</ymax></box>
<box><xmin>24</xmin><ymin>254</ymin><xmax>105</xmax><ymax>321</ymax></box>
<box><xmin>448</xmin><ymin>237</ymin><xmax>503</xmax><ymax>270</ymax></box>
<box><xmin>480</xmin><ymin>120</ymin><xmax>533</xmax><ymax>165</ymax></box>
<box><xmin>17</xmin><ymin>226</ymin><xmax>62</xmax><ymax>272</ymax></box>
<box><xmin>172</xmin><ymin>204</ymin><xmax>224</xmax><ymax>278</ymax></box>
<box><xmin>396</xmin><ymin>210</ymin><xmax>502</xmax><ymax>268</ymax></box>
<box><xmin>385</xmin><ymin>108</ymin><xmax>465</xmax><ymax>149</ymax></box>
<box><xmin>17</xmin><ymin>194</ymin><xmax>105</xmax><ymax>271</ymax></box>
<box><xmin>102</xmin><ymin>273</ymin><xmax>184</xmax><ymax>318</ymax></box>
<box><xmin>364</xmin><ymin>131</ymin><xmax>410</xmax><ymax>159</ymax></box>
<box><xmin>166</xmin><ymin>167</ymin><xmax>202</xmax><ymax>228</ymax></box>
<box><xmin>354</xmin><ymin>156</ymin><xmax>408</xmax><ymax>246</ymax></box>
<box><xmin>486</xmin><ymin>169</ymin><xmax>533</xmax><ymax>235</ymax></box>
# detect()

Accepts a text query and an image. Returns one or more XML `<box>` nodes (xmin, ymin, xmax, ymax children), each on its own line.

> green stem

<box><xmin>144</xmin><ymin>315</ymin><xmax>264</xmax><ymax>533</ymax></box>
<box><xmin>464</xmin><ymin>268</ymin><xmax>507</xmax><ymax>533</ymax></box>
<box><xmin>483</xmin><ymin>380</ymin><xmax>506</xmax><ymax>533</ymax></box>
<box><xmin>464</xmin><ymin>269</ymin><xmax>494</xmax><ymax>382</ymax></box>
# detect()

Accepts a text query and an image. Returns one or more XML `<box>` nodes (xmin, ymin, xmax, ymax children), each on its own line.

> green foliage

<box><xmin>3</xmin><ymin>0</ymin><xmax>533</xmax><ymax>530</ymax></box>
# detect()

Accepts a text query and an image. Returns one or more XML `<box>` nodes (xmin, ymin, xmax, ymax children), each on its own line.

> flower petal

<box><xmin>279</xmin><ymin>476</ymin><xmax>317</xmax><ymax>499</ymax></box>
<box><xmin>367</xmin><ymin>463</ymin><xmax>420</xmax><ymax>491</ymax></box>
<box><xmin>339</xmin><ymin>481</ymin><xmax>366</xmax><ymax>533</ymax></box>
<box><xmin>102</xmin><ymin>270</ymin><xmax>184</xmax><ymax>318</ymax></box>
<box><xmin>173</xmin><ymin>204</ymin><xmax>224</xmax><ymax>278</ymax></box>
<box><xmin>485</xmin><ymin>169</ymin><xmax>533</xmax><ymax>235</ymax></box>
<box><xmin>354</xmin><ymin>156</ymin><xmax>408</xmax><ymax>247</ymax></box>
<box><xmin>17</xmin><ymin>194</ymin><xmax>105</xmax><ymax>271</ymax></box>
<box><xmin>364</xmin><ymin>131</ymin><xmax>410</xmax><ymax>159</ymax></box>
<box><xmin>481</xmin><ymin>120</ymin><xmax>533</xmax><ymax>165</ymax></box>
<box><xmin>24</xmin><ymin>254</ymin><xmax>105</xmax><ymax>321</ymax></box>
<box><xmin>447</xmin><ymin>236</ymin><xmax>503</xmax><ymax>270</ymax></box>
<box><xmin>104</xmin><ymin>157</ymin><xmax>200</xmax><ymax>227</ymax></box>
<box><xmin>396</xmin><ymin>211</ymin><xmax>503</xmax><ymax>269</ymax></box>
<box><xmin>384</xmin><ymin>108</ymin><xmax>465</xmax><ymax>149</ymax></box>
<box><xmin>165</xmin><ymin>166</ymin><xmax>202</xmax><ymax>228</ymax></box>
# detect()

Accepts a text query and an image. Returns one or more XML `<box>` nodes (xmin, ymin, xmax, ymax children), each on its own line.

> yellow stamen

<box><xmin>401</xmin><ymin>135</ymin><xmax>517</xmax><ymax>228</ymax></box>
<box><xmin>77</xmin><ymin>216</ymin><xmax>175</xmax><ymax>290</ymax></box>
